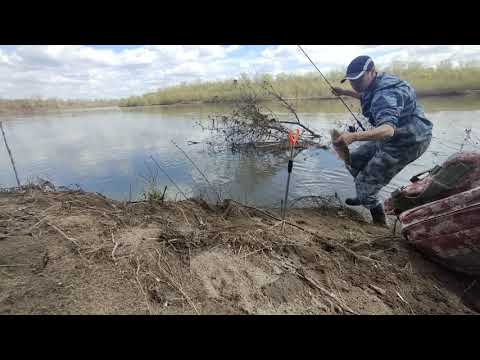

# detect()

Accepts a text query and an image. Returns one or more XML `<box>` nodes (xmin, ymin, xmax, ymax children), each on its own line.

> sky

<box><xmin>1</xmin><ymin>45</ymin><xmax>480</xmax><ymax>100</ymax></box>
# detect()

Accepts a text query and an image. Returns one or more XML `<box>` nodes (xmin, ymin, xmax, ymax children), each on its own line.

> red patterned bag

<box><xmin>399</xmin><ymin>186</ymin><xmax>480</xmax><ymax>275</ymax></box>
<box><xmin>384</xmin><ymin>152</ymin><xmax>480</xmax><ymax>275</ymax></box>
<box><xmin>385</xmin><ymin>152</ymin><xmax>480</xmax><ymax>216</ymax></box>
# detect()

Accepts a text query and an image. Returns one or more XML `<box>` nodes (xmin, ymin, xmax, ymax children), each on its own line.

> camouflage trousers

<box><xmin>346</xmin><ymin>136</ymin><xmax>432</xmax><ymax>209</ymax></box>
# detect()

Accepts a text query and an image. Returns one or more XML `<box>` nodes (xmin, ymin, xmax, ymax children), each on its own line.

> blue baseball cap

<box><xmin>340</xmin><ymin>56</ymin><xmax>374</xmax><ymax>83</ymax></box>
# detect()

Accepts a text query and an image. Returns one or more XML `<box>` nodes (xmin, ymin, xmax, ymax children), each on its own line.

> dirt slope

<box><xmin>0</xmin><ymin>188</ymin><xmax>478</xmax><ymax>315</ymax></box>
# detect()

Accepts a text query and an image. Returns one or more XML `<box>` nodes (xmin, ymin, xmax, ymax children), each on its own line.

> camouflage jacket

<box><xmin>360</xmin><ymin>73</ymin><xmax>433</xmax><ymax>151</ymax></box>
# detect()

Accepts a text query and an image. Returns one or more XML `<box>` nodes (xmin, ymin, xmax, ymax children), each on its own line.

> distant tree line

<box><xmin>118</xmin><ymin>61</ymin><xmax>480</xmax><ymax>107</ymax></box>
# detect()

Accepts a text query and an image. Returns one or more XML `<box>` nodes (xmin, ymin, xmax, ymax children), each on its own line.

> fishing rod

<box><xmin>281</xmin><ymin>128</ymin><xmax>299</xmax><ymax>230</ymax></box>
<box><xmin>297</xmin><ymin>45</ymin><xmax>366</xmax><ymax>131</ymax></box>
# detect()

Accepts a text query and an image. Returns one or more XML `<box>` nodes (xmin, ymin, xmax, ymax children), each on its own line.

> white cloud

<box><xmin>225</xmin><ymin>45</ymin><xmax>241</xmax><ymax>53</ymax></box>
<box><xmin>119</xmin><ymin>47</ymin><xmax>157</xmax><ymax>66</ymax></box>
<box><xmin>1</xmin><ymin>45</ymin><xmax>480</xmax><ymax>100</ymax></box>
<box><xmin>264</xmin><ymin>45</ymin><xmax>366</xmax><ymax>68</ymax></box>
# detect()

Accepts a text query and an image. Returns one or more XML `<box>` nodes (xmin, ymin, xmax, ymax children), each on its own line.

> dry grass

<box><xmin>0</xmin><ymin>98</ymin><xmax>118</xmax><ymax>115</ymax></box>
<box><xmin>119</xmin><ymin>61</ymin><xmax>480</xmax><ymax>107</ymax></box>
<box><xmin>0</xmin><ymin>187</ymin><xmax>477</xmax><ymax>315</ymax></box>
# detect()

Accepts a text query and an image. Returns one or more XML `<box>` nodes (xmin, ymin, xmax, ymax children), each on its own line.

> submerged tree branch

<box><xmin>278</xmin><ymin>121</ymin><xmax>320</xmax><ymax>138</ymax></box>
<box><xmin>200</xmin><ymin>80</ymin><xmax>326</xmax><ymax>153</ymax></box>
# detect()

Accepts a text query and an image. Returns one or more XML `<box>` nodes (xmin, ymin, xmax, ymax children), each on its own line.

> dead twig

<box><xmin>277</xmin><ymin>121</ymin><xmax>320</xmax><ymax>138</ymax></box>
<box><xmin>0</xmin><ymin>263</ymin><xmax>31</xmax><ymax>267</ymax></box>
<box><xmin>161</xmin><ymin>185</ymin><xmax>168</xmax><ymax>201</ymax></box>
<box><xmin>150</xmin><ymin>156</ymin><xmax>189</xmax><ymax>201</ymax></box>
<box><xmin>188</xmin><ymin>247</ymin><xmax>192</xmax><ymax>275</ymax></box>
<box><xmin>298</xmin><ymin>271</ymin><xmax>359</xmax><ymax>315</ymax></box>
<box><xmin>39</xmin><ymin>203</ymin><xmax>61</xmax><ymax>216</ymax></box>
<box><xmin>68</xmin><ymin>205</ymin><xmax>126</xmax><ymax>226</ymax></box>
<box><xmin>45</xmin><ymin>221</ymin><xmax>80</xmax><ymax>247</ymax></box>
<box><xmin>230</xmin><ymin>199</ymin><xmax>381</xmax><ymax>266</ymax></box>
<box><xmin>243</xmin><ymin>247</ymin><xmax>270</xmax><ymax>259</ymax></box>
<box><xmin>229</xmin><ymin>200</ymin><xmax>279</xmax><ymax>222</ymax></box>
<box><xmin>69</xmin><ymin>203</ymin><xmax>122</xmax><ymax>214</ymax></box>
<box><xmin>135</xmin><ymin>258</ymin><xmax>153</xmax><ymax>315</ymax></box>
<box><xmin>369</xmin><ymin>284</ymin><xmax>387</xmax><ymax>296</ymax></box>
<box><xmin>111</xmin><ymin>231</ymin><xmax>119</xmax><ymax>262</ymax></box>
<box><xmin>172</xmin><ymin>140</ymin><xmax>221</xmax><ymax>203</ymax></box>
<box><xmin>0</xmin><ymin>269</ymin><xmax>14</xmax><ymax>278</ymax></box>
<box><xmin>262</xmin><ymin>82</ymin><xmax>302</xmax><ymax>124</ymax></box>
<box><xmin>25</xmin><ymin>215</ymin><xmax>50</xmax><ymax>234</ymax></box>
<box><xmin>395</xmin><ymin>290</ymin><xmax>415</xmax><ymax>314</ymax></box>
<box><xmin>83</xmin><ymin>245</ymin><xmax>109</xmax><ymax>255</ymax></box>
<box><xmin>193</xmin><ymin>212</ymin><xmax>205</xmax><ymax>227</ymax></box>
<box><xmin>154</xmin><ymin>249</ymin><xmax>200</xmax><ymax>315</ymax></box>
<box><xmin>176</xmin><ymin>205</ymin><xmax>191</xmax><ymax>227</ymax></box>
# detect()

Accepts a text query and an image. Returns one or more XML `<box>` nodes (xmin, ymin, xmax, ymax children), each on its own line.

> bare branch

<box><xmin>197</xmin><ymin>79</ymin><xmax>326</xmax><ymax>153</ymax></box>
<box><xmin>278</xmin><ymin>121</ymin><xmax>320</xmax><ymax>138</ymax></box>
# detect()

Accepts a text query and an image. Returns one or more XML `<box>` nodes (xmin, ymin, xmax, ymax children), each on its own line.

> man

<box><xmin>332</xmin><ymin>55</ymin><xmax>433</xmax><ymax>226</ymax></box>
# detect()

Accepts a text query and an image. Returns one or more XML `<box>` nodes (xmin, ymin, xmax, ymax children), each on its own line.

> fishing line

<box><xmin>297</xmin><ymin>45</ymin><xmax>366</xmax><ymax>131</ymax></box>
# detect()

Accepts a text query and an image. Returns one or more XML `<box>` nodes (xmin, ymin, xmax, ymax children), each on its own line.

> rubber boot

<box><xmin>345</xmin><ymin>198</ymin><xmax>362</xmax><ymax>206</ymax></box>
<box><xmin>370</xmin><ymin>204</ymin><xmax>387</xmax><ymax>226</ymax></box>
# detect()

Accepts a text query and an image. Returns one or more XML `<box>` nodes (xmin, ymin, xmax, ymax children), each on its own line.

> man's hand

<box><xmin>331</xmin><ymin>87</ymin><xmax>361</xmax><ymax>99</ymax></box>
<box><xmin>335</xmin><ymin>124</ymin><xmax>395</xmax><ymax>145</ymax></box>
<box><xmin>334</xmin><ymin>132</ymin><xmax>357</xmax><ymax>146</ymax></box>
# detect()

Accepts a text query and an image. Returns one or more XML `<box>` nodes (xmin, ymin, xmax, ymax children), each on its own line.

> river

<box><xmin>1</xmin><ymin>96</ymin><xmax>479</xmax><ymax>210</ymax></box>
